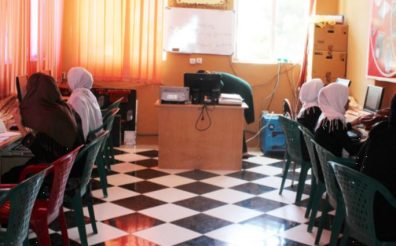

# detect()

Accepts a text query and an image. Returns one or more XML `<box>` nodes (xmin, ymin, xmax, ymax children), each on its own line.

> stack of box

<box><xmin>308</xmin><ymin>23</ymin><xmax>348</xmax><ymax>83</ymax></box>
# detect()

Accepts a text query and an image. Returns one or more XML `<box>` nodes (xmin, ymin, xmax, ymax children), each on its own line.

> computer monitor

<box><xmin>16</xmin><ymin>75</ymin><xmax>28</xmax><ymax>102</ymax></box>
<box><xmin>184</xmin><ymin>73</ymin><xmax>222</xmax><ymax>104</ymax></box>
<box><xmin>336</xmin><ymin>77</ymin><xmax>351</xmax><ymax>87</ymax></box>
<box><xmin>363</xmin><ymin>85</ymin><xmax>384</xmax><ymax>112</ymax></box>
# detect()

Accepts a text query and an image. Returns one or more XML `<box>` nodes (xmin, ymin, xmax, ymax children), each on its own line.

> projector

<box><xmin>160</xmin><ymin>86</ymin><xmax>189</xmax><ymax>104</ymax></box>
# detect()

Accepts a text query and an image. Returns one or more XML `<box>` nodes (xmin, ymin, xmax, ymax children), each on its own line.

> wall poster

<box><xmin>367</xmin><ymin>0</ymin><xmax>396</xmax><ymax>82</ymax></box>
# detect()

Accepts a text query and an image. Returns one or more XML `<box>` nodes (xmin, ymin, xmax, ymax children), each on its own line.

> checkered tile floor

<box><xmin>27</xmin><ymin>143</ymin><xmax>364</xmax><ymax>246</ymax></box>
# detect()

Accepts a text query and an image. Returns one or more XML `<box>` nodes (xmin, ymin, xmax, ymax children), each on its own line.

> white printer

<box><xmin>160</xmin><ymin>86</ymin><xmax>189</xmax><ymax>104</ymax></box>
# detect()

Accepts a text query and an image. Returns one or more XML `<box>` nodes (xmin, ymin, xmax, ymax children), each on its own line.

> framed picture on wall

<box><xmin>367</xmin><ymin>0</ymin><xmax>396</xmax><ymax>82</ymax></box>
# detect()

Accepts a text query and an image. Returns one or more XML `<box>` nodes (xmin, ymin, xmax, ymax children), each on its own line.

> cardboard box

<box><xmin>313</xmin><ymin>24</ymin><xmax>348</xmax><ymax>52</ymax></box>
<box><xmin>310</xmin><ymin>51</ymin><xmax>347</xmax><ymax>83</ymax></box>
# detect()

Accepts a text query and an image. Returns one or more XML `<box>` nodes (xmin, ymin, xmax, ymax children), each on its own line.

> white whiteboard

<box><xmin>164</xmin><ymin>7</ymin><xmax>235</xmax><ymax>55</ymax></box>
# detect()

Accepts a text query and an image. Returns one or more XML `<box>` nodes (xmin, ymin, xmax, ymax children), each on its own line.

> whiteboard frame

<box><xmin>163</xmin><ymin>7</ymin><xmax>235</xmax><ymax>56</ymax></box>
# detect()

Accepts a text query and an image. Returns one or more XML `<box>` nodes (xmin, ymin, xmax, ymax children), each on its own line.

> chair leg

<box><xmin>315</xmin><ymin>201</ymin><xmax>330</xmax><ymax>245</ymax></box>
<box><xmin>305</xmin><ymin>176</ymin><xmax>317</xmax><ymax>218</ymax></box>
<box><xmin>340</xmin><ymin>224</ymin><xmax>350</xmax><ymax>246</ymax></box>
<box><xmin>307</xmin><ymin>184</ymin><xmax>326</xmax><ymax>232</ymax></box>
<box><xmin>96</xmin><ymin>156</ymin><xmax>109</xmax><ymax>198</ymax></box>
<box><xmin>295</xmin><ymin>163</ymin><xmax>310</xmax><ymax>204</ymax></box>
<box><xmin>86</xmin><ymin>186</ymin><xmax>98</xmax><ymax>234</ymax></box>
<box><xmin>32</xmin><ymin>220</ymin><xmax>51</xmax><ymax>246</ymax></box>
<box><xmin>279</xmin><ymin>158</ymin><xmax>291</xmax><ymax>195</ymax></box>
<box><xmin>58</xmin><ymin>207</ymin><xmax>70</xmax><ymax>246</ymax></box>
<box><xmin>71</xmin><ymin>195</ymin><xmax>89</xmax><ymax>246</ymax></box>
<box><xmin>328</xmin><ymin>204</ymin><xmax>345</xmax><ymax>246</ymax></box>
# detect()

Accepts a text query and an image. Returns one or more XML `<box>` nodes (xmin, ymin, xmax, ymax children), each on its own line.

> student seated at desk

<box><xmin>296</xmin><ymin>78</ymin><xmax>324</xmax><ymax>160</ymax></box>
<box><xmin>358</xmin><ymin>93</ymin><xmax>396</xmax><ymax>241</ymax></box>
<box><xmin>314</xmin><ymin>83</ymin><xmax>363</xmax><ymax>158</ymax></box>
<box><xmin>1</xmin><ymin>73</ymin><xmax>84</xmax><ymax>183</ymax></box>
<box><xmin>67</xmin><ymin>67</ymin><xmax>102</xmax><ymax>141</ymax></box>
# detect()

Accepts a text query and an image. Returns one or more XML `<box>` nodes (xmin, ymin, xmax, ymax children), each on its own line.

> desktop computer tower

<box><xmin>92</xmin><ymin>88</ymin><xmax>137</xmax><ymax>146</ymax></box>
<box><xmin>261</xmin><ymin>113</ymin><xmax>286</xmax><ymax>154</ymax></box>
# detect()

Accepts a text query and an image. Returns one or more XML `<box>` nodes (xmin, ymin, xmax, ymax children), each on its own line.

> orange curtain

<box><xmin>0</xmin><ymin>0</ymin><xmax>63</xmax><ymax>98</ymax></box>
<box><xmin>64</xmin><ymin>0</ymin><xmax>163</xmax><ymax>84</ymax></box>
<box><xmin>0</xmin><ymin>0</ymin><xmax>30</xmax><ymax>98</ymax></box>
<box><xmin>36</xmin><ymin>0</ymin><xmax>64</xmax><ymax>80</ymax></box>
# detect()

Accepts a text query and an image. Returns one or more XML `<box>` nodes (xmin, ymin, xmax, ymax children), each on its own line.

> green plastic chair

<box><xmin>298</xmin><ymin>125</ymin><xmax>326</xmax><ymax>231</ymax></box>
<box><xmin>330</xmin><ymin>161</ymin><xmax>396</xmax><ymax>246</ymax></box>
<box><xmin>278</xmin><ymin>115</ymin><xmax>311</xmax><ymax>204</ymax></box>
<box><xmin>64</xmin><ymin>130</ymin><xmax>109</xmax><ymax>246</ymax></box>
<box><xmin>90</xmin><ymin>108</ymin><xmax>119</xmax><ymax>197</ymax></box>
<box><xmin>314</xmin><ymin>140</ymin><xmax>356</xmax><ymax>245</ymax></box>
<box><xmin>100</xmin><ymin>97</ymin><xmax>123</xmax><ymax>115</ymax></box>
<box><xmin>0</xmin><ymin>169</ymin><xmax>46</xmax><ymax>245</ymax></box>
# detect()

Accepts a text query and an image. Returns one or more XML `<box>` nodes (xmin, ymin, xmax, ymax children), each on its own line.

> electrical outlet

<box><xmin>196</xmin><ymin>57</ymin><xmax>203</xmax><ymax>64</ymax></box>
<box><xmin>189</xmin><ymin>58</ymin><xmax>196</xmax><ymax>64</ymax></box>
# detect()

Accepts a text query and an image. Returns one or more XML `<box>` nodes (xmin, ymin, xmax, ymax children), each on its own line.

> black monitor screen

<box><xmin>363</xmin><ymin>85</ymin><xmax>384</xmax><ymax>112</ymax></box>
<box><xmin>184</xmin><ymin>73</ymin><xmax>222</xmax><ymax>104</ymax></box>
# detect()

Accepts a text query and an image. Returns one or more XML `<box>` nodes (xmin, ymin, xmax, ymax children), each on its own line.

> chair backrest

<box><xmin>283</xmin><ymin>98</ymin><xmax>294</xmax><ymax>119</ymax></box>
<box><xmin>278</xmin><ymin>115</ymin><xmax>304</xmax><ymax>163</ymax></box>
<box><xmin>101</xmin><ymin>97</ymin><xmax>123</xmax><ymax>114</ymax></box>
<box><xmin>1</xmin><ymin>168</ymin><xmax>46</xmax><ymax>244</ymax></box>
<box><xmin>72</xmin><ymin>130</ymin><xmax>109</xmax><ymax>196</ymax></box>
<box><xmin>47</xmin><ymin>145</ymin><xmax>83</xmax><ymax>222</ymax></box>
<box><xmin>16</xmin><ymin>75</ymin><xmax>28</xmax><ymax>102</ymax></box>
<box><xmin>314</xmin><ymin>141</ymin><xmax>355</xmax><ymax>204</ymax></box>
<box><xmin>299</xmin><ymin>125</ymin><xmax>322</xmax><ymax>182</ymax></box>
<box><xmin>102</xmin><ymin>108</ymin><xmax>120</xmax><ymax>128</ymax></box>
<box><xmin>330</xmin><ymin>161</ymin><xmax>396</xmax><ymax>245</ymax></box>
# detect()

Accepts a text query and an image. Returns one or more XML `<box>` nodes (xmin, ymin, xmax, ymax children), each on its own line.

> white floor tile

<box><xmin>266</xmin><ymin>204</ymin><xmax>309</xmax><ymax>223</ymax></box>
<box><xmin>102</xmin><ymin>173</ymin><xmax>143</xmax><ymax>186</ymax></box>
<box><xmin>144</xmin><ymin>188</ymin><xmax>196</xmax><ymax>203</ymax></box>
<box><xmin>244</xmin><ymin>156</ymin><xmax>281</xmax><ymax>165</ymax></box>
<box><xmin>149</xmin><ymin>174</ymin><xmax>195</xmax><ymax>187</ymax></box>
<box><xmin>91</xmin><ymin>186</ymin><xmax>139</xmax><ymax>202</ymax></box>
<box><xmin>249</xmin><ymin>165</ymin><xmax>284</xmax><ymax>176</ymax></box>
<box><xmin>252</xmin><ymin>176</ymin><xmax>292</xmax><ymax>189</ymax></box>
<box><xmin>115</xmin><ymin>153</ymin><xmax>150</xmax><ymax>163</ymax></box>
<box><xmin>205</xmin><ymin>223</ymin><xmax>272</xmax><ymax>245</ymax></box>
<box><xmin>200</xmin><ymin>176</ymin><xmax>247</xmax><ymax>188</ymax></box>
<box><xmin>259</xmin><ymin>189</ymin><xmax>308</xmax><ymax>204</ymax></box>
<box><xmin>204</xmin><ymin>204</ymin><xmax>263</xmax><ymax>223</ymax></box>
<box><xmin>139</xmin><ymin>203</ymin><xmax>199</xmax><ymax>222</ymax></box>
<box><xmin>133</xmin><ymin>223</ymin><xmax>200</xmax><ymax>246</ymax></box>
<box><xmin>110</xmin><ymin>162</ymin><xmax>146</xmax><ymax>173</ymax></box>
<box><xmin>202</xmin><ymin>189</ymin><xmax>255</xmax><ymax>203</ymax></box>
<box><xmin>67</xmin><ymin>221</ymin><xmax>129</xmax><ymax>245</ymax></box>
<box><xmin>84</xmin><ymin>202</ymin><xmax>134</xmax><ymax>221</ymax></box>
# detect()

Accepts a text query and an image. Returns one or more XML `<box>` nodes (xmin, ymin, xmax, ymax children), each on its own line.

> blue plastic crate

<box><xmin>261</xmin><ymin>114</ymin><xmax>286</xmax><ymax>154</ymax></box>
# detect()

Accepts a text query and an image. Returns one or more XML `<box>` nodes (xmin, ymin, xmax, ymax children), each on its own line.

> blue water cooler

<box><xmin>261</xmin><ymin>113</ymin><xmax>286</xmax><ymax>154</ymax></box>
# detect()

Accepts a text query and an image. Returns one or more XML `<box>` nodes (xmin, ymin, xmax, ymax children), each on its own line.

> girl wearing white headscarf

<box><xmin>297</xmin><ymin>78</ymin><xmax>324</xmax><ymax>132</ymax></box>
<box><xmin>314</xmin><ymin>83</ymin><xmax>362</xmax><ymax>157</ymax></box>
<box><xmin>67</xmin><ymin>67</ymin><xmax>102</xmax><ymax>141</ymax></box>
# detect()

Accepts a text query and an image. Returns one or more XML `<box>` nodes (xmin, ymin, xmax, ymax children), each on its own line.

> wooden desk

<box><xmin>156</xmin><ymin>102</ymin><xmax>246</xmax><ymax>170</ymax></box>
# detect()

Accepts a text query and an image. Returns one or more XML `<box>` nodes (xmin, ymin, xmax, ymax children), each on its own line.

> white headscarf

<box><xmin>67</xmin><ymin>67</ymin><xmax>102</xmax><ymax>140</ymax></box>
<box><xmin>297</xmin><ymin>78</ymin><xmax>324</xmax><ymax>118</ymax></box>
<box><xmin>316</xmin><ymin>83</ymin><xmax>349</xmax><ymax>130</ymax></box>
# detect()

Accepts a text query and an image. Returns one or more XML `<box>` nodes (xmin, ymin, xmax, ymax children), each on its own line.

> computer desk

<box><xmin>156</xmin><ymin>101</ymin><xmax>247</xmax><ymax>170</ymax></box>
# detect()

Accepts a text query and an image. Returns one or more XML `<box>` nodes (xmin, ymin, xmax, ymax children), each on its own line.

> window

<box><xmin>235</xmin><ymin>0</ymin><xmax>310</xmax><ymax>64</ymax></box>
<box><xmin>30</xmin><ymin>0</ymin><xmax>38</xmax><ymax>60</ymax></box>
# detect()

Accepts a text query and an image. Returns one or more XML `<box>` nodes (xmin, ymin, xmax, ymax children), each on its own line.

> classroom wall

<box><xmin>61</xmin><ymin>0</ymin><xmax>341</xmax><ymax>139</ymax></box>
<box><xmin>340</xmin><ymin>0</ymin><xmax>396</xmax><ymax>108</ymax></box>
